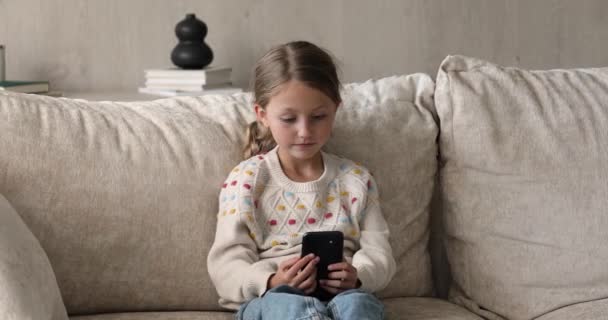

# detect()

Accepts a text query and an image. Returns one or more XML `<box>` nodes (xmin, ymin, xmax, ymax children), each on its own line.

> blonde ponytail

<box><xmin>243</xmin><ymin>121</ymin><xmax>276</xmax><ymax>159</ymax></box>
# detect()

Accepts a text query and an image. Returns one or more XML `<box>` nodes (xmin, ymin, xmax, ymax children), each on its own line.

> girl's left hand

<box><xmin>319</xmin><ymin>261</ymin><xmax>359</xmax><ymax>294</ymax></box>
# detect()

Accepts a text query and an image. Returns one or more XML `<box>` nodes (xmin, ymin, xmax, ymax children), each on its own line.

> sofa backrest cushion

<box><xmin>0</xmin><ymin>194</ymin><xmax>68</xmax><ymax>320</ymax></box>
<box><xmin>435</xmin><ymin>55</ymin><xmax>608</xmax><ymax>319</ymax></box>
<box><xmin>0</xmin><ymin>74</ymin><xmax>437</xmax><ymax>314</ymax></box>
<box><xmin>328</xmin><ymin>75</ymin><xmax>438</xmax><ymax>298</ymax></box>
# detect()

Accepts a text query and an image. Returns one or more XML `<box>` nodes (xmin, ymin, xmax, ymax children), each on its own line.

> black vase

<box><xmin>171</xmin><ymin>13</ymin><xmax>213</xmax><ymax>69</ymax></box>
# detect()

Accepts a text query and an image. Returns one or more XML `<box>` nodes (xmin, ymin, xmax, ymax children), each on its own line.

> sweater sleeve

<box><xmin>351</xmin><ymin>174</ymin><xmax>397</xmax><ymax>293</ymax></box>
<box><xmin>207</xmin><ymin>163</ymin><xmax>274</xmax><ymax>309</ymax></box>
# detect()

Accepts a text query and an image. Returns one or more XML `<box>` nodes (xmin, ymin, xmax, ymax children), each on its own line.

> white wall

<box><xmin>1</xmin><ymin>0</ymin><xmax>608</xmax><ymax>91</ymax></box>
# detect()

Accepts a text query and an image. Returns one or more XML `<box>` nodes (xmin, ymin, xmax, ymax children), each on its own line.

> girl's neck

<box><xmin>276</xmin><ymin>148</ymin><xmax>324</xmax><ymax>183</ymax></box>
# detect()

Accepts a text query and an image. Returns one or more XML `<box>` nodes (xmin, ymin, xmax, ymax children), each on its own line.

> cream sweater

<box><xmin>207</xmin><ymin>146</ymin><xmax>396</xmax><ymax>310</ymax></box>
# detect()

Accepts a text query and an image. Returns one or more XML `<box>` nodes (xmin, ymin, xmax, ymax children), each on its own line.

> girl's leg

<box><xmin>236</xmin><ymin>284</ymin><xmax>331</xmax><ymax>320</ymax></box>
<box><xmin>326</xmin><ymin>289</ymin><xmax>385</xmax><ymax>320</ymax></box>
<box><xmin>236</xmin><ymin>296</ymin><xmax>262</xmax><ymax>320</ymax></box>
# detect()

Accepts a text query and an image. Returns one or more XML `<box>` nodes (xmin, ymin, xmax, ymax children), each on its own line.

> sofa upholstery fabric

<box><xmin>535</xmin><ymin>298</ymin><xmax>608</xmax><ymax>320</ymax></box>
<box><xmin>0</xmin><ymin>73</ymin><xmax>438</xmax><ymax>315</ymax></box>
<box><xmin>435</xmin><ymin>55</ymin><xmax>608</xmax><ymax>319</ymax></box>
<box><xmin>0</xmin><ymin>194</ymin><xmax>68</xmax><ymax>320</ymax></box>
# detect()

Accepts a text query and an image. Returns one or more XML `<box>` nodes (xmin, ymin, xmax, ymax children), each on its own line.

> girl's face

<box><xmin>256</xmin><ymin>80</ymin><xmax>338</xmax><ymax>163</ymax></box>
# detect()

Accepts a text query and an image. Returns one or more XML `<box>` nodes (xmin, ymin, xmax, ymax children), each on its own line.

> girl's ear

<box><xmin>254</xmin><ymin>104</ymin><xmax>268</xmax><ymax>127</ymax></box>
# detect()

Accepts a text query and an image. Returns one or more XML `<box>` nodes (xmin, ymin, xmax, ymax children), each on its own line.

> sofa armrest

<box><xmin>0</xmin><ymin>194</ymin><xmax>68</xmax><ymax>320</ymax></box>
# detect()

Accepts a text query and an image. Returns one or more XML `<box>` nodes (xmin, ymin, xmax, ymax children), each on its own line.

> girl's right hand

<box><xmin>268</xmin><ymin>253</ymin><xmax>320</xmax><ymax>294</ymax></box>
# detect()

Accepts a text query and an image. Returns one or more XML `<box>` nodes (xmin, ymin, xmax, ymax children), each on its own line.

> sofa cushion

<box><xmin>0</xmin><ymin>193</ymin><xmax>68</xmax><ymax>320</ymax></box>
<box><xmin>535</xmin><ymin>298</ymin><xmax>608</xmax><ymax>320</ymax></box>
<box><xmin>0</xmin><ymin>92</ymin><xmax>250</xmax><ymax>314</ymax></box>
<box><xmin>0</xmin><ymin>73</ymin><xmax>437</xmax><ymax>314</ymax></box>
<box><xmin>69</xmin><ymin>298</ymin><xmax>480</xmax><ymax>320</ymax></box>
<box><xmin>384</xmin><ymin>297</ymin><xmax>483</xmax><ymax>320</ymax></box>
<box><xmin>327</xmin><ymin>74</ymin><xmax>438</xmax><ymax>298</ymax></box>
<box><xmin>435</xmin><ymin>55</ymin><xmax>608</xmax><ymax>319</ymax></box>
<box><xmin>70</xmin><ymin>312</ymin><xmax>233</xmax><ymax>320</ymax></box>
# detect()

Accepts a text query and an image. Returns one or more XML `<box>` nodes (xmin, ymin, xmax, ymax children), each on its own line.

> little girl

<box><xmin>208</xmin><ymin>41</ymin><xmax>396</xmax><ymax>320</ymax></box>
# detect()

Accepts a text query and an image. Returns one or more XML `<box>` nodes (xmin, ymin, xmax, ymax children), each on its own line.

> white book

<box><xmin>138</xmin><ymin>86</ymin><xmax>243</xmax><ymax>97</ymax></box>
<box><xmin>144</xmin><ymin>66</ymin><xmax>231</xmax><ymax>86</ymax></box>
<box><xmin>144</xmin><ymin>83</ymin><xmax>216</xmax><ymax>92</ymax></box>
<box><xmin>145</xmin><ymin>78</ymin><xmax>231</xmax><ymax>87</ymax></box>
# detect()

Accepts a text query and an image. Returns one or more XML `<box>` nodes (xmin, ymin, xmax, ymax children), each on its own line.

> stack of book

<box><xmin>0</xmin><ymin>80</ymin><xmax>62</xmax><ymax>96</ymax></box>
<box><xmin>139</xmin><ymin>66</ymin><xmax>242</xmax><ymax>97</ymax></box>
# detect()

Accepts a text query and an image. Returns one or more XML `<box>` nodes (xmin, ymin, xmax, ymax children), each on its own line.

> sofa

<box><xmin>1</xmin><ymin>55</ymin><xmax>608</xmax><ymax>320</ymax></box>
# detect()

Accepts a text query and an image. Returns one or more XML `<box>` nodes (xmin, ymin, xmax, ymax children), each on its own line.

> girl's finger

<box><xmin>291</xmin><ymin>257</ymin><xmax>319</xmax><ymax>285</ymax></box>
<box><xmin>297</xmin><ymin>273</ymin><xmax>317</xmax><ymax>291</ymax></box>
<box><xmin>279</xmin><ymin>256</ymin><xmax>302</xmax><ymax>269</ymax></box>
<box><xmin>286</xmin><ymin>254</ymin><xmax>315</xmax><ymax>278</ymax></box>
<box><xmin>327</xmin><ymin>270</ymin><xmax>349</xmax><ymax>281</ymax></box>
<box><xmin>328</xmin><ymin>262</ymin><xmax>350</xmax><ymax>272</ymax></box>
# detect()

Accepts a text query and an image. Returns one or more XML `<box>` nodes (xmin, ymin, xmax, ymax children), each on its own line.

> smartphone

<box><xmin>301</xmin><ymin>231</ymin><xmax>344</xmax><ymax>300</ymax></box>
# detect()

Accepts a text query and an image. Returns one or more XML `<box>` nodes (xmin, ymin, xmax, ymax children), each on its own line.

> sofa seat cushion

<box><xmin>436</xmin><ymin>55</ymin><xmax>608</xmax><ymax>319</ymax></box>
<box><xmin>535</xmin><ymin>298</ymin><xmax>608</xmax><ymax>320</ymax></box>
<box><xmin>70</xmin><ymin>312</ymin><xmax>233</xmax><ymax>320</ymax></box>
<box><xmin>69</xmin><ymin>298</ymin><xmax>481</xmax><ymax>320</ymax></box>
<box><xmin>384</xmin><ymin>297</ymin><xmax>483</xmax><ymax>320</ymax></box>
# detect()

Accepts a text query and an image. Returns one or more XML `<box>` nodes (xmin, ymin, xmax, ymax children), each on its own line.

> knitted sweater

<box><xmin>207</xmin><ymin>146</ymin><xmax>396</xmax><ymax>310</ymax></box>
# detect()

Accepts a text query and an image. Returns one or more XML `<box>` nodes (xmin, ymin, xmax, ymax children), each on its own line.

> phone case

<box><xmin>301</xmin><ymin>231</ymin><xmax>344</xmax><ymax>300</ymax></box>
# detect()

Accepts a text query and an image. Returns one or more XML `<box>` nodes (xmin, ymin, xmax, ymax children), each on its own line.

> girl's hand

<box><xmin>268</xmin><ymin>254</ymin><xmax>319</xmax><ymax>294</ymax></box>
<box><xmin>319</xmin><ymin>261</ymin><xmax>359</xmax><ymax>294</ymax></box>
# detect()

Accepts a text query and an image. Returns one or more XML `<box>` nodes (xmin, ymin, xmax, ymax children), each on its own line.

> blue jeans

<box><xmin>235</xmin><ymin>285</ymin><xmax>385</xmax><ymax>320</ymax></box>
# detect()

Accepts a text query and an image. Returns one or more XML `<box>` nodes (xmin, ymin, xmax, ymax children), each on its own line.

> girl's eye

<box><xmin>312</xmin><ymin>114</ymin><xmax>327</xmax><ymax>120</ymax></box>
<box><xmin>280</xmin><ymin>118</ymin><xmax>296</xmax><ymax>123</ymax></box>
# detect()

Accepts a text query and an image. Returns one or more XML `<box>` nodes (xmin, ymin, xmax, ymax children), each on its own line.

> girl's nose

<box><xmin>297</xmin><ymin>120</ymin><xmax>312</xmax><ymax>138</ymax></box>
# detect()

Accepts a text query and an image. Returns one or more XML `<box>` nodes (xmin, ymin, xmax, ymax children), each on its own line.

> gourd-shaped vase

<box><xmin>171</xmin><ymin>13</ymin><xmax>213</xmax><ymax>69</ymax></box>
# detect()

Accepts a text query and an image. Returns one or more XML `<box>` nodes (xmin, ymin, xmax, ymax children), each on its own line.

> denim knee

<box><xmin>236</xmin><ymin>285</ymin><xmax>330</xmax><ymax>320</ymax></box>
<box><xmin>327</xmin><ymin>289</ymin><xmax>384</xmax><ymax>320</ymax></box>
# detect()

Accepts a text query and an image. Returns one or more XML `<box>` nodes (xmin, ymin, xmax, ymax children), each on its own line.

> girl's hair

<box><xmin>243</xmin><ymin>41</ymin><xmax>342</xmax><ymax>159</ymax></box>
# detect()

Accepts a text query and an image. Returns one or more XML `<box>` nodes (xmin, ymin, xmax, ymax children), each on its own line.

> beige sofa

<box><xmin>1</xmin><ymin>55</ymin><xmax>607</xmax><ymax>320</ymax></box>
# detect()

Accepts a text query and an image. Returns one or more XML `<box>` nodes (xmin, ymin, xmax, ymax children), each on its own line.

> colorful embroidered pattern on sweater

<box><xmin>217</xmin><ymin>149</ymin><xmax>379</xmax><ymax>251</ymax></box>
